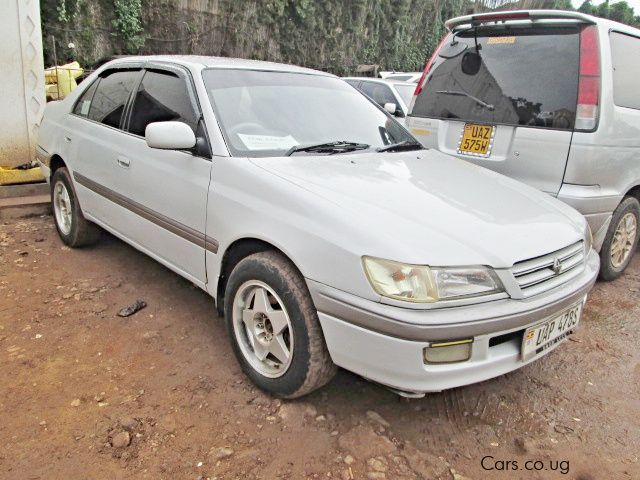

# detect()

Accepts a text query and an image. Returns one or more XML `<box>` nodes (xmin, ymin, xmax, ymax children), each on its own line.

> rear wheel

<box><xmin>224</xmin><ymin>251</ymin><xmax>336</xmax><ymax>398</ymax></box>
<box><xmin>51</xmin><ymin>167</ymin><xmax>100</xmax><ymax>247</ymax></box>
<box><xmin>599</xmin><ymin>196</ymin><xmax>640</xmax><ymax>281</ymax></box>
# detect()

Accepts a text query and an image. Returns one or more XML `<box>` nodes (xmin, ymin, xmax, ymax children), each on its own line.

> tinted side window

<box><xmin>611</xmin><ymin>32</ymin><xmax>640</xmax><ymax>109</ymax></box>
<box><xmin>359</xmin><ymin>81</ymin><xmax>397</xmax><ymax>107</ymax></box>
<box><xmin>88</xmin><ymin>70</ymin><xmax>140</xmax><ymax>129</ymax></box>
<box><xmin>72</xmin><ymin>79</ymin><xmax>100</xmax><ymax>117</ymax></box>
<box><xmin>128</xmin><ymin>70</ymin><xmax>198</xmax><ymax>137</ymax></box>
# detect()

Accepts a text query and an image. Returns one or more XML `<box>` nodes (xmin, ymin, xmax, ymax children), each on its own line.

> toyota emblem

<box><xmin>552</xmin><ymin>257</ymin><xmax>562</xmax><ymax>275</ymax></box>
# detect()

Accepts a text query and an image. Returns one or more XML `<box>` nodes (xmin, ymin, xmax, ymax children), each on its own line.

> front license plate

<box><xmin>457</xmin><ymin>123</ymin><xmax>495</xmax><ymax>157</ymax></box>
<box><xmin>522</xmin><ymin>303</ymin><xmax>582</xmax><ymax>361</ymax></box>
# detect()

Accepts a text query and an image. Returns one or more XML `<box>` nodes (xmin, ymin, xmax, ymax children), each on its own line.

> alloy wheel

<box><xmin>53</xmin><ymin>181</ymin><xmax>73</xmax><ymax>236</ymax></box>
<box><xmin>610</xmin><ymin>212</ymin><xmax>637</xmax><ymax>268</ymax></box>
<box><xmin>232</xmin><ymin>280</ymin><xmax>294</xmax><ymax>378</ymax></box>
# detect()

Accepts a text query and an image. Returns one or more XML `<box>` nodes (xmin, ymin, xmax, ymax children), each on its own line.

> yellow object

<box><xmin>0</xmin><ymin>166</ymin><xmax>45</xmax><ymax>186</ymax></box>
<box><xmin>45</xmin><ymin>61</ymin><xmax>84</xmax><ymax>100</ymax></box>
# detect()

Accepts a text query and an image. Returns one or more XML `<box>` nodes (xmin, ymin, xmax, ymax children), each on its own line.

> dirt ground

<box><xmin>1</xmin><ymin>214</ymin><xmax>639</xmax><ymax>480</ymax></box>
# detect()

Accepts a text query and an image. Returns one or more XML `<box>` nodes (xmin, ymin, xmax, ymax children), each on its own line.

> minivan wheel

<box><xmin>224</xmin><ymin>251</ymin><xmax>337</xmax><ymax>398</ymax></box>
<box><xmin>51</xmin><ymin>167</ymin><xmax>100</xmax><ymax>247</ymax></box>
<box><xmin>599</xmin><ymin>196</ymin><xmax>640</xmax><ymax>281</ymax></box>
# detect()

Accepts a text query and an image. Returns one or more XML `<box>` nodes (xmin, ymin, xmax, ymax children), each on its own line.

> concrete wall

<box><xmin>1</xmin><ymin>0</ymin><xmax>45</xmax><ymax>168</ymax></box>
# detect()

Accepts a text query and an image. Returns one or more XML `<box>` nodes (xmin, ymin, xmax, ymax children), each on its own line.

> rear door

<box><xmin>407</xmin><ymin>25</ymin><xmax>582</xmax><ymax>195</ymax></box>
<box><xmin>66</xmin><ymin>67</ymin><xmax>143</xmax><ymax>227</ymax></box>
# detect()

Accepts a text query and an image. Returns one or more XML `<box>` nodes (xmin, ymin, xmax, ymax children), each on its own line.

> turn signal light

<box><xmin>424</xmin><ymin>339</ymin><xmax>473</xmax><ymax>364</ymax></box>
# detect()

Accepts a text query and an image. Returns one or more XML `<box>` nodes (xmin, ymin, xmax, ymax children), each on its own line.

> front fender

<box><xmin>204</xmin><ymin>157</ymin><xmax>378</xmax><ymax>302</ymax></box>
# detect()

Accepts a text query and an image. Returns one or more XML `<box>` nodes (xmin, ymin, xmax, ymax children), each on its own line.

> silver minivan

<box><xmin>407</xmin><ymin>10</ymin><xmax>640</xmax><ymax>280</ymax></box>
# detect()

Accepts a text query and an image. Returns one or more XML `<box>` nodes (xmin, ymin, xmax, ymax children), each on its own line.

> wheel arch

<box><xmin>624</xmin><ymin>184</ymin><xmax>640</xmax><ymax>203</ymax></box>
<box><xmin>216</xmin><ymin>237</ymin><xmax>302</xmax><ymax>317</ymax></box>
<box><xmin>49</xmin><ymin>154</ymin><xmax>67</xmax><ymax>178</ymax></box>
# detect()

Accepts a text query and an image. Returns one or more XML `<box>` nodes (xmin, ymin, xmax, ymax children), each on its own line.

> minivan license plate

<box><xmin>458</xmin><ymin>123</ymin><xmax>495</xmax><ymax>157</ymax></box>
<box><xmin>522</xmin><ymin>303</ymin><xmax>582</xmax><ymax>361</ymax></box>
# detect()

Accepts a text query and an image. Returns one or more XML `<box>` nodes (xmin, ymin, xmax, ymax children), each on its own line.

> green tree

<box><xmin>577</xmin><ymin>0</ymin><xmax>595</xmax><ymax>14</ymax></box>
<box><xmin>609</xmin><ymin>1</ymin><xmax>636</xmax><ymax>24</ymax></box>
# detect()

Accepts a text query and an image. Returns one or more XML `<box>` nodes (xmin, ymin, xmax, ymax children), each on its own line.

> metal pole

<box><xmin>51</xmin><ymin>34</ymin><xmax>60</xmax><ymax>100</ymax></box>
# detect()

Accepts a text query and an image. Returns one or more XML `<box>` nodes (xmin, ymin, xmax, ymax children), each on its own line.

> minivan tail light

<box><xmin>575</xmin><ymin>25</ymin><xmax>600</xmax><ymax>131</ymax></box>
<box><xmin>414</xmin><ymin>34</ymin><xmax>451</xmax><ymax>97</ymax></box>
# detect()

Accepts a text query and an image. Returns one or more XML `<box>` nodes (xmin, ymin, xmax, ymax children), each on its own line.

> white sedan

<box><xmin>36</xmin><ymin>56</ymin><xmax>599</xmax><ymax>398</ymax></box>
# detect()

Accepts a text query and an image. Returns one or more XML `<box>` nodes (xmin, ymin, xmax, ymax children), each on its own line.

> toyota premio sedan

<box><xmin>36</xmin><ymin>56</ymin><xmax>599</xmax><ymax>398</ymax></box>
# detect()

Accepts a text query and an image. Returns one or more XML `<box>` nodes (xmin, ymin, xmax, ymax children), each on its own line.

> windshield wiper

<box><xmin>285</xmin><ymin>141</ymin><xmax>370</xmax><ymax>156</ymax></box>
<box><xmin>376</xmin><ymin>140</ymin><xmax>424</xmax><ymax>153</ymax></box>
<box><xmin>436</xmin><ymin>90</ymin><xmax>495</xmax><ymax>111</ymax></box>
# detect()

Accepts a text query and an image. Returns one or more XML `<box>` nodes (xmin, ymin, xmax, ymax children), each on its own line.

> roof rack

<box><xmin>445</xmin><ymin>9</ymin><xmax>597</xmax><ymax>31</ymax></box>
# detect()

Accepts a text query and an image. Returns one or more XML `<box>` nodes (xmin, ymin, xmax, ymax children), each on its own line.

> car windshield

<box><xmin>412</xmin><ymin>25</ymin><xmax>581</xmax><ymax>130</ymax></box>
<box><xmin>202</xmin><ymin>69</ymin><xmax>414</xmax><ymax>157</ymax></box>
<box><xmin>394</xmin><ymin>84</ymin><xmax>415</xmax><ymax>106</ymax></box>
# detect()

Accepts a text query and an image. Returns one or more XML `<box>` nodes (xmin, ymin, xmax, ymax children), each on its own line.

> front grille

<box><xmin>512</xmin><ymin>241</ymin><xmax>585</xmax><ymax>298</ymax></box>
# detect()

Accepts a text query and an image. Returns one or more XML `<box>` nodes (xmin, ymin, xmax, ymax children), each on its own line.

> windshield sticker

<box><xmin>80</xmin><ymin>100</ymin><xmax>91</xmax><ymax>115</ymax></box>
<box><xmin>237</xmin><ymin>134</ymin><xmax>298</xmax><ymax>150</ymax></box>
<box><xmin>487</xmin><ymin>36</ymin><xmax>516</xmax><ymax>45</ymax></box>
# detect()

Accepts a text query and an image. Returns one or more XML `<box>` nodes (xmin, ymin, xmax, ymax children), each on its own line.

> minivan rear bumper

<box><xmin>308</xmin><ymin>249</ymin><xmax>599</xmax><ymax>394</ymax></box>
<box><xmin>557</xmin><ymin>183</ymin><xmax>622</xmax><ymax>251</ymax></box>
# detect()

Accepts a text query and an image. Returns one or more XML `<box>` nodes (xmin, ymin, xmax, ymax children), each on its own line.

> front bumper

<box><xmin>308</xmin><ymin>249</ymin><xmax>599</xmax><ymax>394</ymax></box>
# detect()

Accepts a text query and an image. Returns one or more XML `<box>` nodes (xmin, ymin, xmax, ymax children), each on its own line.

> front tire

<box><xmin>51</xmin><ymin>167</ymin><xmax>100</xmax><ymax>247</ymax></box>
<box><xmin>599</xmin><ymin>196</ymin><xmax>640</xmax><ymax>281</ymax></box>
<box><xmin>224</xmin><ymin>251</ymin><xmax>336</xmax><ymax>398</ymax></box>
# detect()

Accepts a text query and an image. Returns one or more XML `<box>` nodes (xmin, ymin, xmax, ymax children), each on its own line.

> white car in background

<box><xmin>37</xmin><ymin>56</ymin><xmax>598</xmax><ymax>398</ymax></box>
<box><xmin>380</xmin><ymin>71</ymin><xmax>423</xmax><ymax>83</ymax></box>
<box><xmin>343</xmin><ymin>77</ymin><xmax>415</xmax><ymax>123</ymax></box>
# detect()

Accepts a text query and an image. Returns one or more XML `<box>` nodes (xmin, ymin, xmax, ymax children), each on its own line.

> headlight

<box><xmin>362</xmin><ymin>256</ymin><xmax>504</xmax><ymax>303</ymax></box>
<box><xmin>585</xmin><ymin>223</ymin><xmax>593</xmax><ymax>253</ymax></box>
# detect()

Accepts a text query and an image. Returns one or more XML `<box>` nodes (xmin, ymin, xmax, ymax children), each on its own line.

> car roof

<box><xmin>386</xmin><ymin>72</ymin><xmax>421</xmax><ymax>77</ymax></box>
<box><xmin>97</xmin><ymin>55</ymin><xmax>334</xmax><ymax>77</ymax></box>
<box><xmin>343</xmin><ymin>77</ymin><xmax>416</xmax><ymax>87</ymax></box>
<box><xmin>446</xmin><ymin>9</ymin><xmax>640</xmax><ymax>37</ymax></box>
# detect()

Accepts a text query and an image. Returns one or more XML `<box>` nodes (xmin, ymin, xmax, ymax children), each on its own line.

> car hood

<box><xmin>249</xmin><ymin>149</ymin><xmax>585</xmax><ymax>268</ymax></box>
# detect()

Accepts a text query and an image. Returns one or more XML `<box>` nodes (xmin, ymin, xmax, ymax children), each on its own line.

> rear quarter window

<box><xmin>610</xmin><ymin>31</ymin><xmax>640</xmax><ymax>110</ymax></box>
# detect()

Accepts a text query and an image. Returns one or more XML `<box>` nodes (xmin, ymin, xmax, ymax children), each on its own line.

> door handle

<box><xmin>117</xmin><ymin>156</ymin><xmax>131</xmax><ymax>168</ymax></box>
<box><xmin>64</xmin><ymin>136</ymin><xmax>72</xmax><ymax>143</ymax></box>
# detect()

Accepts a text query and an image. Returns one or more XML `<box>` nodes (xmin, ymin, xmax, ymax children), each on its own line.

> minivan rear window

<box><xmin>412</xmin><ymin>26</ymin><xmax>581</xmax><ymax>131</ymax></box>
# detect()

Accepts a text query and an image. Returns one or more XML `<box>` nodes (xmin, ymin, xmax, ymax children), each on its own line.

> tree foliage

<box><xmin>578</xmin><ymin>0</ymin><xmax>640</xmax><ymax>26</ymax></box>
<box><xmin>41</xmin><ymin>0</ymin><xmax>639</xmax><ymax>72</ymax></box>
<box><xmin>112</xmin><ymin>0</ymin><xmax>144</xmax><ymax>52</ymax></box>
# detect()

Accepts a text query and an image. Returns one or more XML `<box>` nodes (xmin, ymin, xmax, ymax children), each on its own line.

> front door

<box><xmin>109</xmin><ymin>66</ymin><xmax>212</xmax><ymax>286</ymax></box>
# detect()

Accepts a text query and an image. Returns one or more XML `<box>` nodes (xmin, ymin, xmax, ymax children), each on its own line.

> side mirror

<box><xmin>384</xmin><ymin>102</ymin><xmax>397</xmax><ymax>114</ymax></box>
<box><xmin>145</xmin><ymin>121</ymin><xmax>196</xmax><ymax>150</ymax></box>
